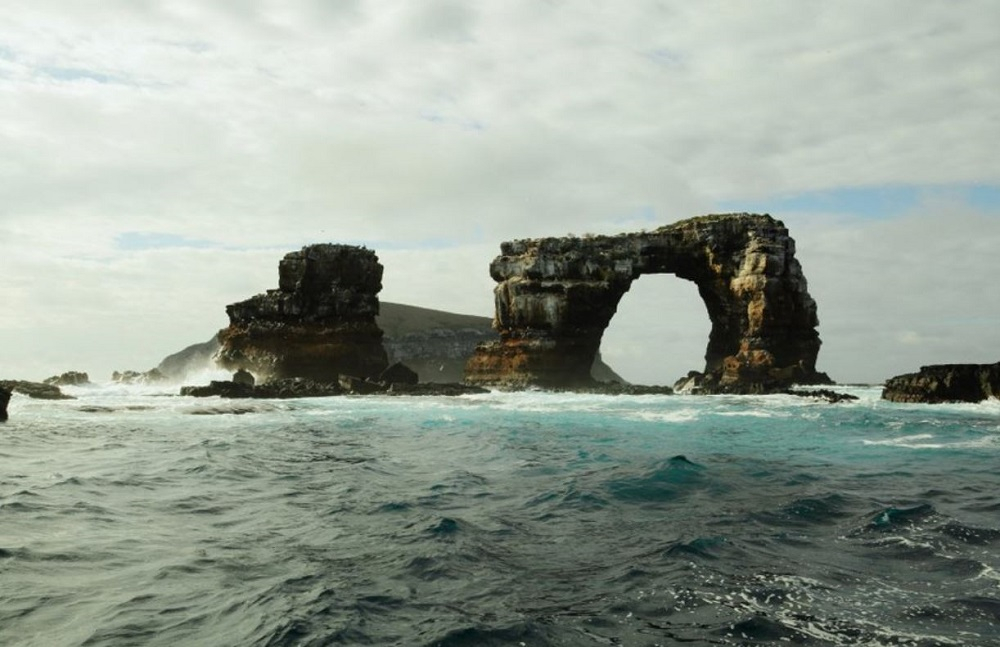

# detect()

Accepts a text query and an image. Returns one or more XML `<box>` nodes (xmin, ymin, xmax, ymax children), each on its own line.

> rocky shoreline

<box><xmin>179</xmin><ymin>377</ymin><xmax>488</xmax><ymax>399</ymax></box>
<box><xmin>882</xmin><ymin>362</ymin><xmax>1000</xmax><ymax>403</ymax></box>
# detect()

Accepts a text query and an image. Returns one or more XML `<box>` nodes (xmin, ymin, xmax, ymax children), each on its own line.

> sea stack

<box><xmin>465</xmin><ymin>214</ymin><xmax>831</xmax><ymax>393</ymax></box>
<box><xmin>216</xmin><ymin>244</ymin><xmax>389</xmax><ymax>383</ymax></box>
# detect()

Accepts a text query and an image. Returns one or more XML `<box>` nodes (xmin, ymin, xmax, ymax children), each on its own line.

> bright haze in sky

<box><xmin>2</xmin><ymin>1</ymin><xmax>998</xmax><ymax>385</ymax></box>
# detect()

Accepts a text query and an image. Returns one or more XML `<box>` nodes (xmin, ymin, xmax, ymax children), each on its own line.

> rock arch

<box><xmin>464</xmin><ymin>213</ymin><xmax>831</xmax><ymax>392</ymax></box>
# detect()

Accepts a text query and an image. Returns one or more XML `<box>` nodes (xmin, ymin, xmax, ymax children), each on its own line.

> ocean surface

<box><xmin>1</xmin><ymin>379</ymin><xmax>998</xmax><ymax>647</ymax></box>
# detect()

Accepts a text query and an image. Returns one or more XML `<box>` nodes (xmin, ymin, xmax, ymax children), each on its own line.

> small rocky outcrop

<box><xmin>232</xmin><ymin>369</ymin><xmax>255</xmax><ymax>386</ymax></box>
<box><xmin>0</xmin><ymin>380</ymin><xmax>74</xmax><ymax>400</ymax></box>
<box><xmin>783</xmin><ymin>389</ymin><xmax>859</xmax><ymax>403</ymax></box>
<box><xmin>377</xmin><ymin>362</ymin><xmax>419</xmax><ymax>386</ymax></box>
<box><xmin>44</xmin><ymin>371</ymin><xmax>91</xmax><ymax>386</ymax></box>
<box><xmin>465</xmin><ymin>214</ymin><xmax>831</xmax><ymax>393</ymax></box>
<box><xmin>181</xmin><ymin>378</ymin><xmax>343</xmax><ymax>399</ymax></box>
<box><xmin>216</xmin><ymin>244</ymin><xmax>389</xmax><ymax>383</ymax></box>
<box><xmin>180</xmin><ymin>375</ymin><xmax>487</xmax><ymax>399</ymax></box>
<box><xmin>882</xmin><ymin>363</ymin><xmax>1000</xmax><ymax>403</ymax></box>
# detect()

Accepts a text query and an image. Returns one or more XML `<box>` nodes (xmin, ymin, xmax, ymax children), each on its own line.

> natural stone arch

<box><xmin>464</xmin><ymin>213</ymin><xmax>831</xmax><ymax>392</ymax></box>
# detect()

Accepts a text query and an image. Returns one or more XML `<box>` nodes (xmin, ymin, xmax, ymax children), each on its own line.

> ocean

<box><xmin>1</xmin><ymin>381</ymin><xmax>998</xmax><ymax>646</ymax></box>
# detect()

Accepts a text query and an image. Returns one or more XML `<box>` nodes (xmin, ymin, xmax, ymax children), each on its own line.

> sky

<box><xmin>2</xmin><ymin>1</ymin><xmax>998</xmax><ymax>385</ymax></box>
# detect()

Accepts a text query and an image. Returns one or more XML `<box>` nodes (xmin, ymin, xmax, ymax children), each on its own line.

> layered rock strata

<box><xmin>882</xmin><ymin>362</ymin><xmax>1000</xmax><ymax>403</ymax></box>
<box><xmin>216</xmin><ymin>244</ymin><xmax>389</xmax><ymax>382</ymax></box>
<box><xmin>465</xmin><ymin>213</ymin><xmax>831</xmax><ymax>392</ymax></box>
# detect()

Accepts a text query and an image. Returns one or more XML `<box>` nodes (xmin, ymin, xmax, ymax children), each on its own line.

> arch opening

<box><xmin>464</xmin><ymin>214</ymin><xmax>831</xmax><ymax>392</ymax></box>
<box><xmin>598</xmin><ymin>274</ymin><xmax>711</xmax><ymax>386</ymax></box>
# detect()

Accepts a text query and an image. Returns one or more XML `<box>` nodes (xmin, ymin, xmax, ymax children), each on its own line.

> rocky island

<box><xmin>215</xmin><ymin>244</ymin><xmax>390</xmax><ymax>383</ymax></box>
<box><xmin>465</xmin><ymin>213</ymin><xmax>831</xmax><ymax>393</ymax></box>
<box><xmin>186</xmin><ymin>243</ymin><xmax>488</xmax><ymax>398</ymax></box>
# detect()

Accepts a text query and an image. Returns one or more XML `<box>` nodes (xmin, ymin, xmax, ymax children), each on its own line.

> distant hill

<box><xmin>156</xmin><ymin>302</ymin><xmax>625</xmax><ymax>384</ymax></box>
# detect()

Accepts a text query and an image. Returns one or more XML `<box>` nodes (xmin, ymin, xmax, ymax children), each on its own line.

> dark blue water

<box><xmin>1</xmin><ymin>386</ymin><xmax>998</xmax><ymax>646</ymax></box>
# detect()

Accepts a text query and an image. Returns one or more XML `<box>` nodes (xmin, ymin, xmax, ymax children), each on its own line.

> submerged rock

<box><xmin>882</xmin><ymin>362</ymin><xmax>1000</xmax><ymax>403</ymax></box>
<box><xmin>216</xmin><ymin>244</ymin><xmax>389</xmax><ymax>383</ymax></box>
<box><xmin>465</xmin><ymin>214</ymin><xmax>831</xmax><ymax>393</ymax></box>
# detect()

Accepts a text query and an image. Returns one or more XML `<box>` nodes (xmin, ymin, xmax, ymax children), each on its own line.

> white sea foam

<box><xmin>626</xmin><ymin>408</ymin><xmax>701</xmax><ymax>423</ymax></box>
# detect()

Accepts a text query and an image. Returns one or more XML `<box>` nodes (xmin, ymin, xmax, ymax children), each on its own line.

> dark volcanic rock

<box><xmin>216</xmin><ymin>244</ymin><xmax>389</xmax><ymax>383</ymax></box>
<box><xmin>337</xmin><ymin>375</ymin><xmax>385</xmax><ymax>395</ymax></box>
<box><xmin>783</xmin><ymin>389</ymin><xmax>859</xmax><ymax>403</ymax></box>
<box><xmin>232</xmin><ymin>369</ymin><xmax>255</xmax><ymax>386</ymax></box>
<box><xmin>0</xmin><ymin>380</ymin><xmax>74</xmax><ymax>400</ymax></box>
<box><xmin>180</xmin><ymin>377</ymin><xmax>486</xmax><ymax>398</ymax></box>
<box><xmin>180</xmin><ymin>381</ymin><xmax>256</xmax><ymax>398</ymax></box>
<box><xmin>181</xmin><ymin>378</ymin><xmax>344</xmax><ymax>399</ymax></box>
<box><xmin>563</xmin><ymin>382</ymin><xmax>674</xmax><ymax>396</ymax></box>
<box><xmin>44</xmin><ymin>371</ymin><xmax>90</xmax><ymax>386</ymax></box>
<box><xmin>882</xmin><ymin>363</ymin><xmax>1000</xmax><ymax>403</ymax></box>
<box><xmin>465</xmin><ymin>214</ymin><xmax>831</xmax><ymax>393</ymax></box>
<box><xmin>0</xmin><ymin>385</ymin><xmax>10</xmax><ymax>421</ymax></box>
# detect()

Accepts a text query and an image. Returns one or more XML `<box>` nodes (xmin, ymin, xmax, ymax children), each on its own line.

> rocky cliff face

<box><xmin>215</xmin><ymin>244</ymin><xmax>389</xmax><ymax>382</ymax></box>
<box><xmin>465</xmin><ymin>213</ymin><xmax>831</xmax><ymax>392</ymax></box>
<box><xmin>882</xmin><ymin>363</ymin><xmax>1000</xmax><ymax>403</ymax></box>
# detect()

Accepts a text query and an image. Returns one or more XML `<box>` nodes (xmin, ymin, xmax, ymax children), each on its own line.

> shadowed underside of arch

<box><xmin>464</xmin><ymin>213</ymin><xmax>832</xmax><ymax>393</ymax></box>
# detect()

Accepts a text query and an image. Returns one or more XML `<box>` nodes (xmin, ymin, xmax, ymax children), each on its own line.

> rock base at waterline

<box><xmin>180</xmin><ymin>376</ymin><xmax>488</xmax><ymax>399</ymax></box>
<box><xmin>882</xmin><ymin>363</ymin><xmax>1000</xmax><ymax>403</ymax></box>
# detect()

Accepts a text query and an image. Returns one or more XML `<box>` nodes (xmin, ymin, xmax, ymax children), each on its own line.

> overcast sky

<box><xmin>2</xmin><ymin>1</ymin><xmax>998</xmax><ymax>385</ymax></box>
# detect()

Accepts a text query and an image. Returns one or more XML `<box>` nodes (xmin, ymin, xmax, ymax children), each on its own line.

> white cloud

<box><xmin>1</xmin><ymin>1</ymin><xmax>998</xmax><ymax>382</ymax></box>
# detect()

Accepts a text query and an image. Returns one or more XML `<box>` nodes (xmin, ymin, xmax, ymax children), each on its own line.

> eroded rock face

<box><xmin>216</xmin><ymin>244</ymin><xmax>389</xmax><ymax>382</ymax></box>
<box><xmin>465</xmin><ymin>214</ymin><xmax>831</xmax><ymax>392</ymax></box>
<box><xmin>882</xmin><ymin>363</ymin><xmax>1000</xmax><ymax>403</ymax></box>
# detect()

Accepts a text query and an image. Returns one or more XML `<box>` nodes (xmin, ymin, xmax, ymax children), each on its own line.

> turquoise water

<box><xmin>1</xmin><ymin>384</ymin><xmax>998</xmax><ymax>646</ymax></box>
